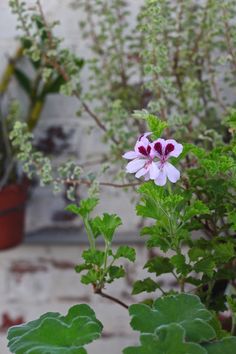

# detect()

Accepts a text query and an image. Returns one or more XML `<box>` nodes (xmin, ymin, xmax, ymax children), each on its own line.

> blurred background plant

<box><xmin>8</xmin><ymin>0</ymin><xmax>236</xmax><ymax>189</ymax></box>
<box><xmin>0</xmin><ymin>1</ymin><xmax>83</xmax><ymax>188</ymax></box>
<box><xmin>71</xmin><ymin>0</ymin><xmax>236</xmax><ymax>149</ymax></box>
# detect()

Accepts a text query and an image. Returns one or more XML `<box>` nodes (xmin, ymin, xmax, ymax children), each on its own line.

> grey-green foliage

<box><xmin>9</xmin><ymin>0</ymin><xmax>83</xmax><ymax>95</ymax></box>
<box><xmin>10</xmin><ymin>121</ymin><xmax>53</xmax><ymax>185</ymax></box>
<box><xmin>71</xmin><ymin>0</ymin><xmax>141</xmax><ymax>156</ymax></box>
<box><xmin>10</xmin><ymin>120</ymin><xmax>84</xmax><ymax>200</ymax></box>
<box><xmin>10</xmin><ymin>0</ymin><xmax>236</xmax><ymax>183</ymax></box>
<box><xmin>71</xmin><ymin>0</ymin><xmax>236</xmax><ymax>146</ymax></box>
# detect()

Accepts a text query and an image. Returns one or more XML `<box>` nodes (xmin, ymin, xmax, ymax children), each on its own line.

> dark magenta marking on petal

<box><xmin>138</xmin><ymin>145</ymin><xmax>151</xmax><ymax>156</ymax></box>
<box><xmin>165</xmin><ymin>143</ymin><xmax>174</xmax><ymax>156</ymax></box>
<box><xmin>138</xmin><ymin>146</ymin><xmax>148</xmax><ymax>156</ymax></box>
<box><xmin>154</xmin><ymin>142</ymin><xmax>163</xmax><ymax>155</ymax></box>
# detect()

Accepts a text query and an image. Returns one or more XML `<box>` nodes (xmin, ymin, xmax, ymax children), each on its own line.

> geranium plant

<box><xmin>6</xmin><ymin>111</ymin><xmax>236</xmax><ymax>353</ymax></box>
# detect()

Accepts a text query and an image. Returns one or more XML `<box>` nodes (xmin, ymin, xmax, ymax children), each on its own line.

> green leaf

<box><xmin>114</xmin><ymin>246</ymin><xmax>136</xmax><ymax>262</ymax></box>
<box><xmin>213</xmin><ymin>243</ymin><xmax>235</xmax><ymax>264</ymax></box>
<box><xmin>132</xmin><ymin>110</ymin><xmax>167</xmax><ymax>139</ymax></box>
<box><xmin>136</xmin><ymin>182</ymin><xmax>167</xmax><ymax>220</ymax></box>
<box><xmin>65</xmin><ymin>199</ymin><xmax>98</xmax><ymax>218</ymax></box>
<box><xmin>225</xmin><ymin>109</ymin><xmax>236</xmax><ymax>130</ymax></box>
<box><xmin>147</xmin><ymin>115</ymin><xmax>168</xmax><ymax>139</ymax></box>
<box><xmin>129</xmin><ymin>294</ymin><xmax>216</xmax><ymax>342</ymax></box>
<box><xmin>123</xmin><ymin>324</ymin><xmax>207</xmax><ymax>354</ymax></box>
<box><xmin>204</xmin><ymin>337</ymin><xmax>236</xmax><ymax>354</ymax></box>
<box><xmin>141</xmin><ymin>225</ymin><xmax>170</xmax><ymax>252</ymax></box>
<box><xmin>108</xmin><ymin>265</ymin><xmax>125</xmax><ymax>281</ymax></box>
<box><xmin>183</xmin><ymin>200</ymin><xmax>210</xmax><ymax>222</ymax></box>
<box><xmin>88</xmin><ymin>219</ymin><xmax>101</xmax><ymax>239</ymax></box>
<box><xmin>92</xmin><ymin>213</ymin><xmax>122</xmax><ymax>242</ymax></box>
<box><xmin>227</xmin><ymin>295</ymin><xmax>236</xmax><ymax>314</ymax></box>
<box><xmin>144</xmin><ymin>256</ymin><xmax>174</xmax><ymax>276</ymax></box>
<box><xmin>208</xmin><ymin>312</ymin><xmax>230</xmax><ymax>340</ymax></box>
<box><xmin>75</xmin><ymin>263</ymin><xmax>92</xmax><ymax>273</ymax></box>
<box><xmin>170</xmin><ymin>255</ymin><xmax>191</xmax><ymax>276</ymax></box>
<box><xmin>14</xmin><ymin>68</ymin><xmax>32</xmax><ymax>95</ymax></box>
<box><xmin>194</xmin><ymin>258</ymin><xmax>215</xmax><ymax>278</ymax></box>
<box><xmin>7</xmin><ymin>304</ymin><xmax>103</xmax><ymax>354</ymax></box>
<box><xmin>82</xmin><ymin>249</ymin><xmax>105</xmax><ymax>267</ymax></box>
<box><xmin>228</xmin><ymin>211</ymin><xmax>236</xmax><ymax>231</ymax></box>
<box><xmin>81</xmin><ymin>269</ymin><xmax>100</xmax><ymax>285</ymax></box>
<box><xmin>132</xmin><ymin>278</ymin><xmax>160</xmax><ymax>295</ymax></box>
<box><xmin>188</xmin><ymin>247</ymin><xmax>206</xmax><ymax>262</ymax></box>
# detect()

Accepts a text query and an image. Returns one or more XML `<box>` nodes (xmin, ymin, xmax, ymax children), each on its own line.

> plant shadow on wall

<box><xmin>4</xmin><ymin>0</ymin><xmax>236</xmax><ymax>353</ymax></box>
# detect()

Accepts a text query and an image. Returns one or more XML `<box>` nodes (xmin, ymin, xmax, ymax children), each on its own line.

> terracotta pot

<box><xmin>0</xmin><ymin>182</ymin><xmax>28</xmax><ymax>250</ymax></box>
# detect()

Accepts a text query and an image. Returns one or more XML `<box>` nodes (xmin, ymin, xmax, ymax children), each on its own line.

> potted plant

<box><xmin>0</xmin><ymin>98</ymin><xmax>28</xmax><ymax>250</ymax></box>
<box><xmin>0</xmin><ymin>36</ymin><xmax>82</xmax><ymax>249</ymax></box>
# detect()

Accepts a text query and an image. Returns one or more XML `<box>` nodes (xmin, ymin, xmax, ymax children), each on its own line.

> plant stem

<box><xmin>94</xmin><ymin>288</ymin><xmax>129</xmax><ymax>309</ymax></box>
<box><xmin>84</xmin><ymin>217</ymin><xmax>95</xmax><ymax>250</ymax></box>
<box><xmin>179</xmin><ymin>277</ymin><xmax>185</xmax><ymax>293</ymax></box>
<box><xmin>231</xmin><ymin>314</ymin><xmax>236</xmax><ymax>335</ymax></box>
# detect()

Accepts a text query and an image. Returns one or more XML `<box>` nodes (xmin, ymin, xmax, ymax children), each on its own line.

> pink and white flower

<box><xmin>151</xmin><ymin>138</ymin><xmax>183</xmax><ymax>186</ymax></box>
<box><xmin>122</xmin><ymin>133</ymin><xmax>159</xmax><ymax>181</ymax></box>
<box><xmin>123</xmin><ymin>133</ymin><xmax>183</xmax><ymax>186</ymax></box>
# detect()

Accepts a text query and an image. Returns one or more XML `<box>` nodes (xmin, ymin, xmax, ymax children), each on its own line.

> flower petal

<box><xmin>138</xmin><ymin>132</ymin><xmax>152</xmax><ymax>141</ymax></box>
<box><xmin>151</xmin><ymin>138</ymin><xmax>166</xmax><ymax>158</ymax></box>
<box><xmin>135</xmin><ymin>141</ymin><xmax>150</xmax><ymax>157</ymax></box>
<box><xmin>154</xmin><ymin>169</ymin><xmax>167</xmax><ymax>186</ymax></box>
<box><xmin>126</xmin><ymin>159</ymin><xmax>146</xmax><ymax>173</ymax></box>
<box><xmin>123</xmin><ymin>151</ymin><xmax>138</xmax><ymax>159</ymax></box>
<box><xmin>149</xmin><ymin>162</ymin><xmax>160</xmax><ymax>180</ymax></box>
<box><xmin>164</xmin><ymin>162</ymin><xmax>180</xmax><ymax>183</ymax></box>
<box><xmin>144</xmin><ymin>171</ymin><xmax>150</xmax><ymax>181</ymax></box>
<box><xmin>165</xmin><ymin>139</ymin><xmax>183</xmax><ymax>158</ymax></box>
<box><xmin>135</xmin><ymin>167</ymin><xmax>148</xmax><ymax>178</ymax></box>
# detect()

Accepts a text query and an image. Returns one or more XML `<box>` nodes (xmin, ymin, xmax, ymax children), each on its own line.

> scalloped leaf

<box><xmin>92</xmin><ymin>213</ymin><xmax>122</xmax><ymax>242</ymax></box>
<box><xmin>204</xmin><ymin>337</ymin><xmax>236</xmax><ymax>353</ymax></box>
<box><xmin>65</xmin><ymin>198</ymin><xmax>98</xmax><ymax>218</ymax></box>
<box><xmin>132</xmin><ymin>278</ymin><xmax>160</xmax><ymax>295</ymax></box>
<box><xmin>129</xmin><ymin>294</ymin><xmax>215</xmax><ymax>343</ymax></box>
<box><xmin>7</xmin><ymin>304</ymin><xmax>103</xmax><ymax>354</ymax></box>
<box><xmin>123</xmin><ymin>324</ymin><xmax>207</xmax><ymax>354</ymax></box>
<box><xmin>114</xmin><ymin>246</ymin><xmax>136</xmax><ymax>262</ymax></box>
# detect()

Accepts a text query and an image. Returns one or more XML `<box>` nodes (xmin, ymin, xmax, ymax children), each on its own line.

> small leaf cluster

<box><xmin>66</xmin><ymin>199</ymin><xmax>136</xmax><ymax>290</ymax></box>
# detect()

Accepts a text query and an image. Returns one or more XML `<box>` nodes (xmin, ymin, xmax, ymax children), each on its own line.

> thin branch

<box><xmin>61</xmin><ymin>178</ymin><xmax>141</xmax><ymax>189</ymax></box>
<box><xmin>94</xmin><ymin>288</ymin><xmax>129</xmax><ymax>309</ymax></box>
